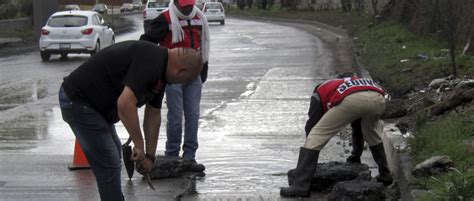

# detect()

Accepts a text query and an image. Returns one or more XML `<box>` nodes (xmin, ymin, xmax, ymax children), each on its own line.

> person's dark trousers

<box><xmin>280</xmin><ymin>147</ymin><xmax>319</xmax><ymax>197</ymax></box>
<box><xmin>369</xmin><ymin>143</ymin><xmax>394</xmax><ymax>186</ymax></box>
<box><xmin>346</xmin><ymin>119</ymin><xmax>364</xmax><ymax>163</ymax></box>
<box><xmin>59</xmin><ymin>86</ymin><xmax>124</xmax><ymax>201</ymax></box>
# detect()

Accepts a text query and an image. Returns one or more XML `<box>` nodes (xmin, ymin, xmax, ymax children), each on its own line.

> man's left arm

<box><xmin>143</xmin><ymin>104</ymin><xmax>161</xmax><ymax>158</ymax></box>
<box><xmin>133</xmin><ymin>104</ymin><xmax>161</xmax><ymax>175</ymax></box>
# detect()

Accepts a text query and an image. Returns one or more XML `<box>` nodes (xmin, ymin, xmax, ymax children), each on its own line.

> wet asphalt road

<box><xmin>0</xmin><ymin>14</ymin><xmax>365</xmax><ymax>200</ymax></box>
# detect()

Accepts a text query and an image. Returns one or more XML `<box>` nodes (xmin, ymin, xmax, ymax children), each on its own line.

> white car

<box><xmin>39</xmin><ymin>11</ymin><xmax>115</xmax><ymax>61</ymax></box>
<box><xmin>143</xmin><ymin>1</ymin><xmax>169</xmax><ymax>24</ymax></box>
<box><xmin>65</xmin><ymin>4</ymin><xmax>80</xmax><ymax>11</ymax></box>
<box><xmin>203</xmin><ymin>2</ymin><xmax>225</xmax><ymax>25</ymax></box>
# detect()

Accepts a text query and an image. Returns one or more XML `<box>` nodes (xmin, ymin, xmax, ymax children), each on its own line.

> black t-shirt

<box><xmin>62</xmin><ymin>40</ymin><xmax>168</xmax><ymax>123</ymax></box>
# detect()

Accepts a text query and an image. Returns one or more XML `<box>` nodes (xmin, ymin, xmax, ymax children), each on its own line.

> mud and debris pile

<box><xmin>288</xmin><ymin>161</ymin><xmax>371</xmax><ymax>191</ymax></box>
<box><xmin>327</xmin><ymin>179</ymin><xmax>385</xmax><ymax>201</ymax></box>
<box><xmin>412</xmin><ymin>155</ymin><xmax>454</xmax><ymax>177</ymax></box>
<box><xmin>287</xmin><ymin>161</ymin><xmax>398</xmax><ymax>200</ymax></box>
<box><xmin>383</xmin><ymin>76</ymin><xmax>474</xmax><ymax>132</ymax></box>
<box><xmin>149</xmin><ymin>156</ymin><xmax>187</xmax><ymax>179</ymax></box>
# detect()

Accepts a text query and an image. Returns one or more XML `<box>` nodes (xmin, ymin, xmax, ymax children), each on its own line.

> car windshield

<box><xmin>48</xmin><ymin>16</ymin><xmax>88</xmax><ymax>27</ymax></box>
<box><xmin>65</xmin><ymin>5</ymin><xmax>79</xmax><ymax>10</ymax></box>
<box><xmin>148</xmin><ymin>2</ymin><xmax>169</xmax><ymax>8</ymax></box>
<box><xmin>205</xmin><ymin>4</ymin><xmax>222</xmax><ymax>10</ymax></box>
<box><xmin>93</xmin><ymin>4</ymin><xmax>105</xmax><ymax>9</ymax></box>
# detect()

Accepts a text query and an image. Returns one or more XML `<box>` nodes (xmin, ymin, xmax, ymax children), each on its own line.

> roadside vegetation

<box><xmin>0</xmin><ymin>0</ymin><xmax>34</xmax><ymax>40</ymax></box>
<box><xmin>0</xmin><ymin>0</ymin><xmax>32</xmax><ymax>20</ymax></box>
<box><xmin>412</xmin><ymin>110</ymin><xmax>474</xmax><ymax>201</ymax></box>
<box><xmin>356</xmin><ymin>22</ymin><xmax>473</xmax><ymax>97</ymax></box>
<box><xmin>227</xmin><ymin>2</ymin><xmax>473</xmax><ymax>200</ymax></box>
<box><xmin>412</xmin><ymin>111</ymin><xmax>473</xmax><ymax>171</ymax></box>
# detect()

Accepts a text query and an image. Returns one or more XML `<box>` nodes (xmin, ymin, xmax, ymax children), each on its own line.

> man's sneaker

<box><xmin>183</xmin><ymin>159</ymin><xmax>205</xmax><ymax>172</ymax></box>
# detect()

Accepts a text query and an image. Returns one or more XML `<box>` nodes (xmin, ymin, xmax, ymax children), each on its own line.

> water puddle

<box><xmin>0</xmin><ymin>80</ymin><xmax>48</xmax><ymax>111</ymax></box>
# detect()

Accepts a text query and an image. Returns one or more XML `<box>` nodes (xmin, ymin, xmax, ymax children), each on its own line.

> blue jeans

<box><xmin>165</xmin><ymin>76</ymin><xmax>202</xmax><ymax>160</ymax></box>
<box><xmin>59</xmin><ymin>86</ymin><xmax>124</xmax><ymax>201</ymax></box>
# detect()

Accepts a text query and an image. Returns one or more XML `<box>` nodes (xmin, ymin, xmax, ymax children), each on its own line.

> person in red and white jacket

<box><xmin>281</xmin><ymin>76</ymin><xmax>393</xmax><ymax>198</ymax></box>
<box><xmin>139</xmin><ymin>0</ymin><xmax>209</xmax><ymax>172</ymax></box>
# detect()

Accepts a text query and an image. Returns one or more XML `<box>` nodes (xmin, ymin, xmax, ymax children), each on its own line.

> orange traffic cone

<box><xmin>68</xmin><ymin>139</ymin><xmax>91</xmax><ymax>170</ymax></box>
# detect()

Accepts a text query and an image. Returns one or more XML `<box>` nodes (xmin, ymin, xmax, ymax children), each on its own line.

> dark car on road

<box><xmin>120</xmin><ymin>3</ymin><xmax>134</xmax><ymax>13</ymax></box>
<box><xmin>92</xmin><ymin>4</ymin><xmax>108</xmax><ymax>14</ymax></box>
<box><xmin>132</xmin><ymin>1</ymin><xmax>143</xmax><ymax>11</ymax></box>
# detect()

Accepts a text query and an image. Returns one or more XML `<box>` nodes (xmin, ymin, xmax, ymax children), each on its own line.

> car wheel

<box><xmin>220</xmin><ymin>20</ymin><xmax>225</xmax><ymax>25</ymax></box>
<box><xmin>91</xmin><ymin>40</ymin><xmax>100</xmax><ymax>56</ymax></box>
<box><xmin>60</xmin><ymin>53</ymin><xmax>68</xmax><ymax>59</ymax></box>
<box><xmin>40</xmin><ymin>51</ymin><xmax>51</xmax><ymax>61</ymax></box>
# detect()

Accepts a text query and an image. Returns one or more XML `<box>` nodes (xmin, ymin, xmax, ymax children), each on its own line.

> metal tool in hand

<box><xmin>123</xmin><ymin>137</ymin><xmax>156</xmax><ymax>190</ymax></box>
<box><xmin>122</xmin><ymin>138</ymin><xmax>134</xmax><ymax>180</ymax></box>
<box><xmin>145</xmin><ymin>174</ymin><xmax>155</xmax><ymax>190</ymax></box>
<box><xmin>136</xmin><ymin>159</ymin><xmax>156</xmax><ymax>190</ymax></box>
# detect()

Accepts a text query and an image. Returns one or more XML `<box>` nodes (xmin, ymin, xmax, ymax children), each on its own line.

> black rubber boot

<box><xmin>369</xmin><ymin>143</ymin><xmax>393</xmax><ymax>186</ymax></box>
<box><xmin>346</xmin><ymin>119</ymin><xmax>364</xmax><ymax>164</ymax></box>
<box><xmin>280</xmin><ymin>147</ymin><xmax>319</xmax><ymax>197</ymax></box>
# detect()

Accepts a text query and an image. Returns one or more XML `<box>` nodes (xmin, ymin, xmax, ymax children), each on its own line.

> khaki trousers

<box><xmin>304</xmin><ymin>91</ymin><xmax>386</xmax><ymax>150</ymax></box>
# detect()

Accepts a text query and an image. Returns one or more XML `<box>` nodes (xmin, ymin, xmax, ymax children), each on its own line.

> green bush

<box><xmin>419</xmin><ymin>168</ymin><xmax>474</xmax><ymax>201</ymax></box>
<box><xmin>0</xmin><ymin>0</ymin><xmax>32</xmax><ymax>20</ymax></box>
<box><xmin>0</xmin><ymin>3</ymin><xmax>16</xmax><ymax>20</ymax></box>
<box><xmin>17</xmin><ymin>0</ymin><xmax>33</xmax><ymax>17</ymax></box>
<box><xmin>411</xmin><ymin>111</ymin><xmax>474</xmax><ymax>200</ymax></box>
<box><xmin>409</xmin><ymin>111</ymin><xmax>474</xmax><ymax>168</ymax></box>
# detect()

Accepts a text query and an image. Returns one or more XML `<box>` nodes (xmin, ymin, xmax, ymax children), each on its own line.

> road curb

<box><xmin>0</xmin><ymin>39</ymin><xmax>38</xmax><ymax>57</ymax></box>
<box><xmin>382</xmin><ymin>123</ymin><xmax>416</xmax><ymax>201</ymax></box>
<box><xmin>0</xmin><ymin>37</ymin><xmax>24</xmax><ymax>48</ymax></box>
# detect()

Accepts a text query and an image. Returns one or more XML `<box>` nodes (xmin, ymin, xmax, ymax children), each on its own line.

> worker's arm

<box><xmin>135</xmin><ymin>104</ymin><xmax>161</xmax><ymax>174</ymax></box>
<box><xmin>143</xmin><ymin>104</ymin><xmax>161</xmax><ymax>156</ymax></box>
<box><xmin>117</xmin><ymin>86</ymin><xmax>145</xmax><ymax>162</ymax></box>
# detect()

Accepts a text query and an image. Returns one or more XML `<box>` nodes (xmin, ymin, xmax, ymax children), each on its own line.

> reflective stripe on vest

<box><xmin>161</xmin><ymin>10</ymin><xmax>203</xmax><ymax>49</ymax></box>
<box><xmin>336</xmin><ymin>78</ymin><xmax>383</xmax><ymax>94</ymax></box>
<box><xmin>317</xmin><ymin>77</ymin><xmax>385</xmax><ymax>112</ymax></box>
<box><xmin>167</xmin><ymin>19</ymin><xmax>203</xmax><ymax>30</ymax></box>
